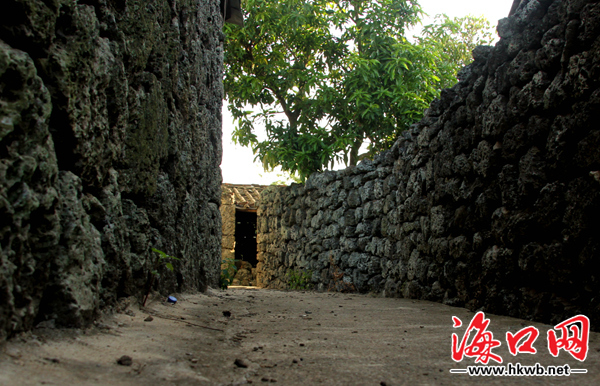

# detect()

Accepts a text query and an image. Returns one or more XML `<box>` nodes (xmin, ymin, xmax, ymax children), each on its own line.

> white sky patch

<box><xmin>221</xmin><ymin>0</ymin><xmax>514</xmax><ymax>185</ymax></box>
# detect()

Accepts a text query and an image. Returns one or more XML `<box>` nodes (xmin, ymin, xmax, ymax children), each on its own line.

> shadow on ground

<box><xmin>1</xmin><ymin>288</ymin><xmax>599</xmax><ymax>385</ymax></box>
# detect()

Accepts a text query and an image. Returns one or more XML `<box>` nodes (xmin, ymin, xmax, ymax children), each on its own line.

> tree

<box><xmin>224</xmin><ymin>1</ymin><xmax>493</xmax><ymax>181</ymax></box>
<box><xmin>417</xmin><ymin>14</ymin><xmax>494</xmax><ymax>89</ymax></box>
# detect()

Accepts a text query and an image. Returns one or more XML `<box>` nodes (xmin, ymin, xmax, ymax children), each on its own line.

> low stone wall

<box><xmin>257</xmin><ymin>0</ymin><xmax>600</xmax><ymax>328</ymax></box>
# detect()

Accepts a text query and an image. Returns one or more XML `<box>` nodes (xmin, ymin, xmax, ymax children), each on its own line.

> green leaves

<box><xmin>287</xmin><ymin>269</ymin><xmax>313</xmax><ymax>290</ymax></box>
<box><xmin>151</xmin><ymin>248</ymin><xmax>180</xmax><ymax>274</ymax></box>
<box><xmin>220</xmin><ymin>258</ymin><xmax>238</xmax><ymax>290</ymax></box>
<box><xmin>142</xmin><ymin>248</ymin><xmax>182</xmax><ymax>306</ymax></box>
<box><xmin>417</xmin><ymin>14</ymin><xmax>495</xmax><ymax>89</ymax></box>
<box><xmin>224</xmin><ymin>2</ymin><xmax>494</xmax><ymax>180</ymax></box>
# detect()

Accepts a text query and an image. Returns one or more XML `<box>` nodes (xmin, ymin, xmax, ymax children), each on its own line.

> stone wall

<box><xmin>221</xmin><ymin>187</ymin><xmax>236</xmax><ymax>262</ymax></box>
<box><xmin>257</xmin><ymin>0</ymin><xmax>600</xmax><ymax>328</ymax></box>
<box><xmin>1</xmin><ymin>0</ymin><xmax>223</xmax><ymax>339</ymax></box>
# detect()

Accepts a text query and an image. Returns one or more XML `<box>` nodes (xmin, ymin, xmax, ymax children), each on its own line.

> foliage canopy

<box><xmin>224</xmin><ymin>0</ymin><xmax>494</xmax><ymax>181</ymax></box>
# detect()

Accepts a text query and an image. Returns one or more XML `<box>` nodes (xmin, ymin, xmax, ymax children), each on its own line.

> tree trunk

<box><xmin>349</xmin><ymin>137</ymin><xmax>363</xmax><ymax>167</ymax></box>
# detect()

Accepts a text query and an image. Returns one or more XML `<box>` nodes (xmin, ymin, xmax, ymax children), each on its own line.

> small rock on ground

<box><xmin>234</xmin><ymin>358</ymin><xmax>250</xmax><ymax>368</ymax></box>
<box><xmin>117</xmin><ymin>355</ymin><xmax>133</xmax><ymax>366</ymax></box>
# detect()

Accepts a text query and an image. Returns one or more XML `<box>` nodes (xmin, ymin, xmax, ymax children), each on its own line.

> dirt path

<box><xmin>1</xmin><ymin>287</ymin><xmax>599</xmax><ymax>385</ymax></box>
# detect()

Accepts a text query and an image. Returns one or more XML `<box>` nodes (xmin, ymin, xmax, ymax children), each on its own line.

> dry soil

<box><xmin>1</xmin><ymin>287</ymin><xmax>599</xmax><ymax>385</ymax></box>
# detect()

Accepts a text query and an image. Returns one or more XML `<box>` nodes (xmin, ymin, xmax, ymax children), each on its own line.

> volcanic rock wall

<box><xmin>0</xmin><ymin>0</ymin><xmax>223</xmax><ymax>339</ymax></box>
<box><xmin>257</xmin><ymin>0</ymin><xmax>600</xmax><ymax>328</ymax></box>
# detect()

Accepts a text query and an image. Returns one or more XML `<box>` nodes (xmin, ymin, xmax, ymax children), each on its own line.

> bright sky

<box><xmin>221</xmin><ymin>0</ymin><xmax>515</xmax><ymax>185</ymax></box>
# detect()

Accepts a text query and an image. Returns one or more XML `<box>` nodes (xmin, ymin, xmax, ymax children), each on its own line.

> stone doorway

<box><xmin>235</xmin><ymin>209</ymin><xmax>258</xmax><ymax>267</ymax></box>
<box><xmin>220</xmin><ymin>184</ymin><xmax>267</xmax><ymax>286</ymax></box>
<box><xmin>233</xmin><ymin>209</ymin><xmax>258</xmax><ymax>285</ymax></box>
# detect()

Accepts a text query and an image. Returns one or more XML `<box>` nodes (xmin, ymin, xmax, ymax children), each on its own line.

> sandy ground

<box><xmin>1</xmin><ymin>287</ymin><xmax>599</xmax><ymax>385</ymax></box>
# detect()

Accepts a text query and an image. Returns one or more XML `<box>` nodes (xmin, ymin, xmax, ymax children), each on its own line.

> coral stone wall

<box><xmin>257</xmin><ymin>0</ymin><xmax>600</xmax><ymax>328</ymax></box>
<box><xmin>221</xmin><ymin>188</ymin><xmax>236</xmax><ymax>262</ymax></box>
<box><xmin>0</xmin><ymin>0</ymin><xmax>223</xmax><ymax>339</ymax></box>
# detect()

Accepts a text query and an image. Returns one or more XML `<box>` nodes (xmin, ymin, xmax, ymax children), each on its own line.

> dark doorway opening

<box><xmin>235</xmin><ymin>209</ymin><xmax>258</xmax><ymax>267</ymax></box>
